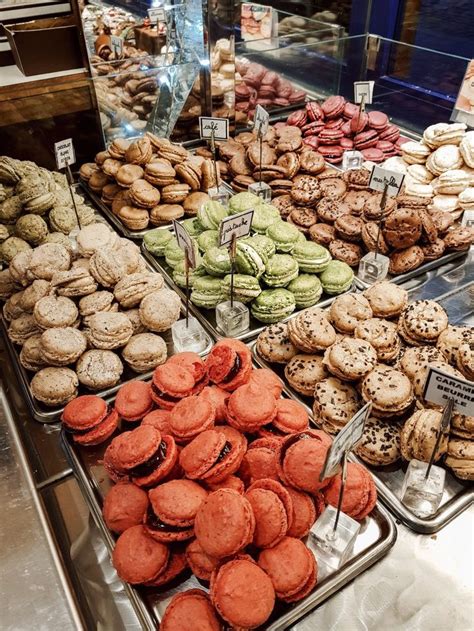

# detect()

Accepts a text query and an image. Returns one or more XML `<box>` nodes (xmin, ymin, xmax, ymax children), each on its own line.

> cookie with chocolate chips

<box><xmin>256</xmin><ymin>322</ymin><xmax>297</xmax><ymax>364</ymax></box>
<box><xmin>355</xmin><ymin>416</ymin><xmax>401</xmax><ymax>466</ymax></box>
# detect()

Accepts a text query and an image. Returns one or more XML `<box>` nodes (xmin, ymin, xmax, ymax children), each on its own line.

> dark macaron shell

<box><xmin>112</xmin><ymin>525</ymin><xmax>169</xmax><ymax>584</ymax></box>
<box><xmin>115</xmin><ymin>381</ymin><xmax>154</xmax><ymax>422</ymax></box>
<box><xmin>133</xmin><ymin>434</ymin><xmax>179</xmax><ymax>488</ymax></box>
<box><xmin>102</xmin><ymin>481</ymin><xmax>149</xmax><ymax>534</ymax></box>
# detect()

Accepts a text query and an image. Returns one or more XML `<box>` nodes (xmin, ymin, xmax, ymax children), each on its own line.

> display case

<box><xmin>234</xmin><ymin>33</ymin><xmax>471</xmax><ymax>134</ymax></box>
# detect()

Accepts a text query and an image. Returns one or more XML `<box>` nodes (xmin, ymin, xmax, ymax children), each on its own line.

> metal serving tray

<box><xmin>141</xmin><ymin>243</ymin><xmax>353</xmax><ymax>343</ymax></box>
<box><xmin>1</xmin><ymin>312</ymin><xmax>213</xmax><ymax>425</ymax></box>
<box><xmin>354</xmin><ymin>251</ymin><xmax>469</xmax><ymax>290</ymax></box>
<box><xmin>61</xmin><ymin>395</ymin><xmax>396</xmax><ymax>631</ymax></box>
<box><xmin>250</xmin><ymin>282</ymin><xmax>474</xmax><ymax>534</ymax></box>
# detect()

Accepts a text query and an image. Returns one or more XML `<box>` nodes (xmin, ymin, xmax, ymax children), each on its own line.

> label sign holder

<box><xmin>219</xmin><ymin>209</ymin><xmax>254</xmax><ymax>307</ymax></box>
<box><xmin>110</xmin><ymin>35</ymin><xmax>123</xmax><ymax>57</ymax></box>
<box><xmin>173</xmin><ymin>219</ymin><xmax>195</xmax><ymax>326</ymax></box>
<box><xmin>368</xmin><ymin>165</ymin><xmax>405</xmax><ymax>197</ymax></box>
<box><xmin>422</xmin><ymin>366</ymin><xmax>474</xmax><ymax>417</ymax></box>
<box><xmin>148</xmin><ymin>7</ymin><xmax>166</xmax><ymax>23</ymax></box>
<box><xmin>354</xmin><ymin>80</ymin><xmax>374</xmax><ymax>105</ymax></box>
<box><xmin>54</xmin><ymin>139</ymin><xmax>82</xmax><ymax>230</ymax></box>
<box><xmin>199</xmin><ymin>117</ymin><xmax>229</xmax><ymax>142</ymax></box>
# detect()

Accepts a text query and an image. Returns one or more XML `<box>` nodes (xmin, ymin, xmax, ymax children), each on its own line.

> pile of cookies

<box><xmin>144</xmin><ymin>191</ymin><xmax>354</xmax><ymax>322</ymax></box>
<box><xmin>0</xmin><ymin>157</ymin><xmax>96</xmax><ymax>264</ymax></box>
<box><xmin>79</xmin><ymin>136</ymin><xmax>219</xmax><ymax>230</ymax></box>
<box><xmin>277</xmin><ymin>167</ymin><xmax>474</xmax><ymax>273</ymax></box>
<box><xmin>1</xmin><ymin>222</ymin><xmax>183</xmax><ymax>406</ymax></box>
<box><xmin>373</xmin><ymin>123</ymin><xmax>474</xmax><ymax>222</ymax></box>
<box><xmin>284</xmin><ymin>97</ymin><xmax>405</xmax><ymax>164</ymax></box>
<box><xmin>60</xmin><ymin>338</ymin><xmax>378</xmax><ymax>628</ymax></box>
<box><xmin>256</xmin><ymin>282</ymin><xmax>473</xmax><ymax>480</ymax></box>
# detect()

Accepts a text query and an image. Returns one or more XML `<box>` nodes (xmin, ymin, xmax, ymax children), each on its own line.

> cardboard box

<box><xmin>4</xmin><ymin>16</ymin><xmax>82</xmax><ymax>77</ymax></box>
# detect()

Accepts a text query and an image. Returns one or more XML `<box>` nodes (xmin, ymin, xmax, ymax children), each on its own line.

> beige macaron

<box><xmin>139</xmin><ymin>287</ymin><xmax>181</xmax><ymax>332</ymax></box>
<box><xmin>40</xmin><ymin>327</ymin><xmax>87</xmax><ymax>366</ymax></box>
<box><xmin>76</xmin><ymin>349</ymin><xmax>124</xmax><ymax>390</ymax></box>
<box><xmin>122</xmin><ymin>332</ymin><xmax>168</xmax><ymax>373</ymax></box>
<box><xmin>33</xmin><ymin>295</ymin><xmax>78</xmax><ymax>329</ymax></box>
<box><xmin>86</xmin><ymin>311</ymin><xmax>133</xmax><ymax>349</ymax></box>
<box><xmin>113</xmin><ymin>272</ymin><xmax>164</xmax><ymax>308</ymax></box>
<box><xmin>31</xmin><ymin>366</ymin><xmax>78</xmax><ymax>406</ymax></box>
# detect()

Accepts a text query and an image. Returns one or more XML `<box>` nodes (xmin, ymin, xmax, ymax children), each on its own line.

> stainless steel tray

<box><xmin>354</xmin><ymin>250</ymin><xmax>469</xmax><ymax>290</ymax></box>
<box><xmin>250</xmin><ymin>279</ymin><xmax>474</xmax><ymax>535</ymax></box>
<box><xmin>61</xmin><ymin>396</ymin><xmax>397</xmax><ymax>631</ymax></box>
<box><xmin>1</xmin><ymin>313</ymin><xmax>213</xmax><ymax>425</ymax></box>
<box><xmin>141</xmin><ymin>243</ymin><xmax>353</xmax><ymax>343</ymax></box>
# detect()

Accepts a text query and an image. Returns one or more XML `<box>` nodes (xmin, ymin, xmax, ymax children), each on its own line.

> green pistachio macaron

<box><xmin>197</xmin><ymin>230</ymin><xmax>219</xmax><ymax>252</ymax></box>
<box><xmin>228</xmin><ymin>192</ymin><xmax>260</xmax><ymax>215</ymax></box>
<box><xmin>251</xmin><ymin>288</ymin><xmax>296</xmax><ymax>323</ymax></box>
<box><xmin>266</xmin><ymin>221</ymin><xmax>301</xmax><ymax>253</ymax></box>
<box><xmin>235</xmin><ymin>241</ymin><xmax>265</xmax><ymax>279</ymax></box>
<box><xmin>251</xmin><ymin>203</ymin><xmax>280</xmax><ymax>234</ymax></box>
<box><xmin>172</xmin><ymin>261</ymin><xmax>206</xmax><ymax>288</ymax></box>
<box><xmin>244</xmin><ymin>234</ymin><xmax>276</xmax><ymax>264</ymax></box>
<box><xmin>191</xmin><ymin>275</ymin><xmax>224</xmax><ymax>308</ymax></box>
<box><xmin>144</xmin><ymin>228</ymin><xmax>175</xmax><ymax>257</ymax></box>
<box><xmin>292</xmin><ymin>241</ymin><xmax>331</xmax><ymax>273</ymax></box>
<box><xmin>319</xmin><ymin>260</ymin><xmax>354</xmax><ymax>295</ymax></box>
<box><xmin>288</xmin><ymin>274</ymin><xmax>323</xmax><ymax>308</ymax></box>
<box><xmin>221</xmin><ymin>274</ymin><xmax>262</xmax><ymax>304</ymax></box>
<box><xmin>197</xmin><ymin>200</ymin><xmax>228</xmax><ymax>230</ymax></box>
<box><xmin>181</xmin><ymin>217</ymin><xmax>204</xmax><ymax>237</ymax></box>
<box><xmin>164</xmin><ymin>239</ymin><xmax>186</xmax><ymax>268</ymax></box>
<box><xmin>263</xmin><ymin>254</ymin><xmax>299</xmax><ymax>287</ymax></box>
<box><xmin>203</xmin><ymin>246</ymin><xmax>232</xmax><ymax>277</ymax></box>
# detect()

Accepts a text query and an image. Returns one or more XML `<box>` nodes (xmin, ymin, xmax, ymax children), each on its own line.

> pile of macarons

<box><xmin>144</xmin><ymin>191</ymin><xmax>354</xmax><ymax>323</ymax></box>
<box><xmin>256</xmin><ymin>282</ymin><xmax>474</xmax><ymax>480</ymax></box>
<box><xmin>61</xmin><ymin>338</ymin><xmax>378</xmax><ymax>629</ymax></box>
<box><xmin>285</xmin><ymin>96</ymin><xmax>405</xmax><ymax>164</ymax></box>
<box><xmin>1</xmin><ymin>222</ymin><xmax>183</xmax><ymax>406</ymax></box>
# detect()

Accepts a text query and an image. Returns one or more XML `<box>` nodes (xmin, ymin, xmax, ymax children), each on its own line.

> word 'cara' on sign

<box><xmin>423</xmin><ymin>366</ymin><xmax>474</xmax><ymax>417</ymax></box>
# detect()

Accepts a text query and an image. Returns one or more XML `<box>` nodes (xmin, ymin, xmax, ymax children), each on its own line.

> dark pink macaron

<box><xmin>354</xmin><ymin>129</ymin><xmax>379</xmax><ymax>149</ymax></box>
<box><xmin>368</xmin><ymin>110</ymin><xmax>389</xmax><ymax>130</ymax></box>
<box><xmin>287</xmin><ymin>109</ymin><xmax>307</xmax><ymax>127</ymax></box>
<box><xmin>306</xmin><ymin>101</ymin><xmax>324</xmax><ymax>121</ymax></box>
<box><xmin>361</xmin><ymin>148</ymin><xmax>385</xmax><ymax>162</ymax></box>
<box><xmin>321</xmin><ymin>95</ymin><xmax>345</xmax><ymax>118</ymax></box>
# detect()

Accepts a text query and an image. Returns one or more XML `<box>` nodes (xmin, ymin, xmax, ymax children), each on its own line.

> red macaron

<box><xmin>245</xmin><ymin>478</ymin><xmax>293</xmax><ymax>548</ymax></box>
<box><xmin>102</xmin><ymin>481</ymin><xmax>149</xmax><ymax>534</ymax></box>
<box><xmin>185</xmin><ymin>539</ymin><xmax>220</xmax><ymax>581</ymax></box>
<box><xmin>141</xmin><ymin>409</ymin><xmax>171</xmax><ymax>434</ymax></box>
<box><xmin>161</xmin><ymin>589</ymin><xmax>222</xmax><ymax>631</ymax></box>
<box><xmin>199</xmin><ymin>385</ymin><xmax>230</xmax><ymax>422</ymax></box>
<box><xmin>323</xmin><ymin>462</ymin><xmax>377</xmax><ymax>520</ymax></box>
<box><xmin>239</xmin><ymin>436</ymin><xmax>280</xmax><ymax>486</ymax></box>
<box><xmin>151</xmin><ymin>363</ymin><xmax>199</xmax><ymax>410</ymax></box>
<box><xmin>287</xmin><ymin>109</ymin><xmax>307</xmax><ymax>128</ymax></box>
<box><xmin>278</xmin><ymin>429</ymin><xmax>332</xmax><ymax>493</ymax></box>
<box><xmin>306</xmin><ymin>101</ymin><xmax>324</xmax><ymax>121</ymax></box>
<box><xmin>226</xmin><ymin>382</ymin><xmax>277</xmax><ymax>432</ymax></box>
<box><xmin>169</xmin><ymin>394</ymin><xmax>215</xmax><ymax>443</ymax></box>
<box><xmin>317</xmin><ymin>145</ymin><xmax>344</xmax><ymax>163</ymax></box>
<box><xmin>62</xmin><ymin>395</ymin><xmax>118</xmax><ymax>446</ymax></box>
<box><xmin>144</xmin><ymin>549</ymin><xmax>188</xmax><ymax>587</ymax></box>
<box><xmin>248</xmin><ymin>368</ymin><xmax>283</xmax><ymax>399</ymax></box>
<box><xmin>321</xmin><ymin>95</ymin><xmax>346</xmax><ymax>118</ymax></box>
<box><xmin>112</xmin><ymin>524</ymin><xmax>169</xmax><ymax>585</ymax></box>
<box><xmin>166</xmin><ymin>352</ymin><xmax>209</xmax><ymax>394</ymax></box>
<box><xmin>354</xmin><ymin>129</ymin><xmax>379</xmax><ymax>149</ymax></box>
<box><xmin>114</xmin><ymin>381</ymin><xmax>153</xmax><ymax>422</ymax></box>
<box><xmin>286</xmin><ymin>487</ymin><xmax>319</xmax><ymax>538</ymax></box>
<box><xmin>206</xmin><ymin>338</ymin><xmax>252</xmax><ymax>392</ymax></box>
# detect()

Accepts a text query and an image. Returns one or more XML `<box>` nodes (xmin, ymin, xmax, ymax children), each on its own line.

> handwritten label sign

<box><xmin>199</xmin><ymin>117</ymin><xmax>229</xmax><ymax>142</ymax></box>
<box><xmin>423</xmin><ymin>366</ymin><xmax>474</xmax><ymax>416</ymax></box>
<box><xmin>110</xmin><ymin>35</ymin><xmax>123</xmax><ymax>56</ymax></box>
<box><xmin>173</xmin><ymin>220</ymin><xmax>196</xmax><ymax>268</ymax></box>
<box><xmin>354</xmin><ymin>81</ymin><xmax>374</xmax><ymax>105</ymax></box>
<box><xmin>148</xmin><ymin>7</ymin><xmax>165</xmax><ymax>22</ymax></box>
<box><xmin>219</xmin><ymin>209</ymin><xmax>254</xmax><ymax>248</ymax></box>
<box><xmin>254</xmin><ymin>104</ymin><xmax>269</xmax><ymax>136</ymax></box>
<box><xmin>320</xmin><ymin>402</ymin><xmax>372</xmax><ymax>481</ymax></box>
<box><xmin>369</xmin><ymin>165</ymin><xmax>405</xmax><ymax>197</ymax></box>
<box><xmin>54</xmin><ymin>138</ymin><xmax>75</xmax><ymax>170</ymax></box>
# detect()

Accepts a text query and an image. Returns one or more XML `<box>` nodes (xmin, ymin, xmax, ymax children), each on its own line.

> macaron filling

<box><xmin>128</xmin><ymin>440</ymin><xmax>167</xmax><ymax>478</ymax></box>
<box><xmin>145</xmin><ymin>506</ymin><xmax>190</xmax><ymax>533</ymax></box>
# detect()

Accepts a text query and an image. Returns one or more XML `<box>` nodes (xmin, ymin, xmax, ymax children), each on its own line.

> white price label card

<box><xmin>54</xmin><ymin>138</ymin><xmax>75</xmax><ymax>170</ymax></box>
<box><xmin>423</xmin><ymin>366</ymin><xmax>474</xmax><ymax>417</ymax></box>
<box><xmin>354</xmin><ymin>81</ymin><xmax>374</xmax><ymax>104</ymax></box>
<box><xmin>148</xmin><ymin>7</ymin><xmax>165</xmax><ymax>22</ymax></box>
<box><xmin>173</xmin><ymin>220</ymin><xmax>196</xmax><ymax>268</ymax></box>
<box><xmin>369</xmin><ymin>165</ymin><xmax>405</xmax><ymax>197</ymax></box>
<box><xmin>451</xmin><ymin>59</ymin><xmax>474</xmax><ymax>128</ymax></box>
<box><xmin>254</xmin><ymin>104</ymin><xmax>269</xmax><ymax>136</ymax></box>
<box><xmin>320</xmin><ymin>402</ymin><xmax>372</xmax><ymax>481</ymax></box>
<box><xmin>219</xmin><ymin>209</ymin><xmax>254</xmax><ymax>247</ymax></box>
<box><xmin>110</xmin><ymin>35</ymin><xmax>123</xmax><ymax>56</ymax></box>
<box><xmin>199</xmin><ymin>117</ymin><xmax>229</xmax><ymax>142</ymax></box>
<box><xmin>461</xmin><ymin>209</ymin><xmax>474</xmax><ymax>228</ymax></box>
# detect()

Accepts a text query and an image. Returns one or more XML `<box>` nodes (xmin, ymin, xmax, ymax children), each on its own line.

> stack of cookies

<box><xmin>1</xmin><ymin>222</ymin><xmax>183</xmax><ymax>407</ymax></box>
<box><xmin>374</xmin><ymin>123</ymin><xmax>474</xmax><ymax>223</ymax></box>
<box><xmin>59</xmin><ymin>338</ymin><xmax>378</xmax><ymax>628</ymax></box>
<box><xmin>79</xmin><ymin>135</ymin><xmax>221</xmax><ymax>230</ymax></box>
<box><xmin>280</xmin><ymin>167</ymin><xmax>474</xmax><ymax>273</ymax></box>
<box><xmin>0</xmin><ymin>157</ymin><xmax>97</xmax><ymax>264</ymax></box>
<box><xmin>144</xmin><ymin>190</ymin><xmax>354</xmax><ymax>322</ymax></box>
<box><xmin>256</xmin><ymin>282</ymin><xmax>474</xmax><ymax>480</ymax></box>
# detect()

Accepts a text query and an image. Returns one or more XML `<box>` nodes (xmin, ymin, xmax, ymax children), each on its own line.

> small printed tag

<box><xmin>320</xmin><ymin>402</ymin><xmax>372</xmax><ymax>481</ymax></box>
<box><xmin>423</xmin><ymin>366</ymin><xmax>474</xmax><ymax>417</ymax></box>
<box><xmin>369</xmin><ymin>165</ymin><xmax>405</xmax><ymax>197</ymax></box>
<box><xmin>219</xmin><ymin>209</ymin><xmax>254</xmax><ymax>247</ymax></box>
<box><xmin>354</xmin><ymin>81</ymin><xmax>374</xmax><ymax>104</ymax></box>
<box><xmin>110</xmin><ymin>35</ymin><xmax>123</xmax><ymax>56</ymax></box>
<box><xmin>254</xmin><ymin>104</ymin><xmax>270</xmax><ymax>136</ymax></box>
<box><xmin>173</xmin><ymin>220</ymin><xmax>196</xmax><ymax>268</ymax></box>
<box><xmin>199</xmin><ymin>117</ymin><xmax>229</xmax><ymax>142</ymax></box>
<box><xmin>54</xmin><ymin>138</ymin><xmax>75</xmax><ymax>170</ymax></box>
<box><xmin>148</xmin><ymin>7</ymin><xmax>165</xmax><ymax>22</ymax></box>
<box><xmin>461</xmin><ymin>209</ymin><xmax>474</xmax><ymax>228</ymax></box>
